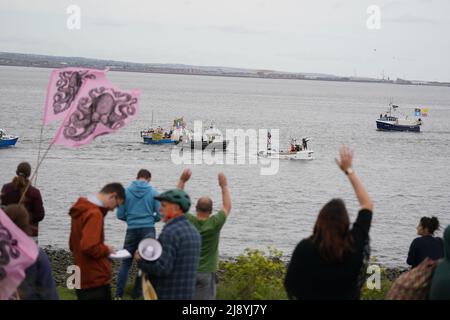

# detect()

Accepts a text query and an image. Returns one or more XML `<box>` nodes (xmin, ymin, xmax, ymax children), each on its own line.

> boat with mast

<box><xmin>376</xmin><ymin>103</ymin><xmax>423</xmax><ymax>132</ymax></box>
<box><xmin>141</xmin><ymin>114</ymin><xmax>190</xmax><ymax>144</ymax></box>
<box><xmin>257</xmin><ymin>131</ymin><xmax>314</xmax><ymax>160</ymax></box>
<box><xmin>177</xmin><ymin>121</ymin><xmax>229</xmax><ymax>151</ymax></box>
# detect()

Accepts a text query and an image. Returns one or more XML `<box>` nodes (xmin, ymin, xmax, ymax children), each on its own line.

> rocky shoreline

<box><xmin>43</xmin><ymin>246</ymin><xmax>408</xmax><ymax>287</ymax></box>
<box><xmin>43</xmin><ymin>246</ymin><xmax>139</xmax><ymax>287</ymax></box>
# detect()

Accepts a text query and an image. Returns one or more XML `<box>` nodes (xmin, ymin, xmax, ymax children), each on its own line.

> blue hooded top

<box><xmin>116</xmin><ymin>180</ymin><xmax>161</xmax><ymax>229</ymax></box>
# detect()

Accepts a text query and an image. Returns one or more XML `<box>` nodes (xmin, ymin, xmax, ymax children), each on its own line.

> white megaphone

<box><xmin>138</xmin><ymin>238</ymin><xmax>162</xmax><ymax>261</ymax></box>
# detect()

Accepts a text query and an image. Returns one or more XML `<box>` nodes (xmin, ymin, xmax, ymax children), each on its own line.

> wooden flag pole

<box><xmin>34</xmin><ymin>122</ymin><xmax>46</xmax><ymax>186</ymax></box>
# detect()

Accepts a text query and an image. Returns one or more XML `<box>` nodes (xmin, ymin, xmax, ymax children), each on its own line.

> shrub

<box><xmin>217</xmin><ymin>247</ymin><xmax>288</xmax><ymax>300</ymax></box>
<box><xmin>360</xmin><ymin>257</ymin><xmax>394</xmax><ymax>300</ymax></box>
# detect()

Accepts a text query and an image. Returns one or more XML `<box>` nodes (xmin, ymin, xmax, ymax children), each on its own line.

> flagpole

<box><xmin>34</xmin><ymin>122</ymin><xmax>45</xmax><ymax>186</ymax></box>
<box><xmin>19</xmin><ymin>142</ymin><xmax>54</xmax><ymax>206</ymax></box>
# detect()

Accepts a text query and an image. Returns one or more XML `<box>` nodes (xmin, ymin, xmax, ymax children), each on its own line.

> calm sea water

<box><xmin>1</xmin><ymin>65</ymin><xmax>450</xmax><ymax>267</ymax></box>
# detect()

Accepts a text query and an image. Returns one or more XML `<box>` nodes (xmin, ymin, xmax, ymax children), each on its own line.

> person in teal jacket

<box><xmin>115</xmin><ymin>169</ymin><xmax>160</xmax><ymax>299</ymax></box>
<box><xmin>429</xmin><ymin>225</ymin><xmax>450</xmax><ymax>300</ymax></box>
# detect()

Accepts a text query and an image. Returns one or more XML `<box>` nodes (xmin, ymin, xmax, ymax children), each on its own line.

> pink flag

<box><xmin>43</xmin><ymin>68</ymin><xmax>108</xmax><ymax>125</ymax></box>
<box><xmin>51</xmin><ymin>78</ymin><xmax>140</xmax><ymax>147</ymax></box>
<box><xmin>0</xmin><ymin>208</ymin><xmax>39</xmax><ymax>300</ymax></box>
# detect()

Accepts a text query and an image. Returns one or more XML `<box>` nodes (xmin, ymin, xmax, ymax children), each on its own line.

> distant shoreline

<box><xmin>1</xmin><ymin>52</ymin><xmax>449</xmax><ymax>88</ymax></box>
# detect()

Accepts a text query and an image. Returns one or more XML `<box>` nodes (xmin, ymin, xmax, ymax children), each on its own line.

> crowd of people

<box><xmin>0</xmin><ymin>145</ymin><xmax>449</xmax><ymax>300</ymax></box>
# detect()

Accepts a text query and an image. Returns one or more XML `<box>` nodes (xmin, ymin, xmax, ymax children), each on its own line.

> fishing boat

<box><xmin>178</xmin><ymin>121</ymin><xmax>229</xmax><ymax>151</ymax></box>
<box><xmin>141</xmin><ymin>117</ymin><xmax>189</xmax><ymax>145</ymax></box>
<box><xmin>258</xmin><ymin>133</ymin><xmax>314</xmax><ymax>160</ymax></box>
<box><xmin>0</xmin><ymin>128</ymin><xmax>19</xmax><ymax>148</ymax></box>
<box><xmin>376</xmin><ymin>103</ymin><xmax>422</xmax><ymax>132</ymax></box>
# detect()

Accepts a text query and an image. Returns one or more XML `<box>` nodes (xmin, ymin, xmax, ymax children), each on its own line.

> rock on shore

<box><xmin>43</xmin><ymin>246</ymin><xmax>139</xmax><ymax>287</ymax></box>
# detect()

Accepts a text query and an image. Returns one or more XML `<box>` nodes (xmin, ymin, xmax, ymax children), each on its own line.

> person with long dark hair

<box><xmin>407</xmin><ymin>216</ymin><xmax>444</xmax><ymax>268</ymax></box>
<box><xmin>1</xmin><ymin>162</ymin><xmax>45</xmax><ymax>240</ymax></box>
<box><xmin>284</xmin><ymin>145</ymin><xmax>373</xmax><ymax>300</ymax></box>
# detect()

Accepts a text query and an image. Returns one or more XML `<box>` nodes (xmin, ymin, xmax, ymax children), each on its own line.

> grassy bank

<box><xmin>56</xmin><ymin>248</ymin><xmax>395</xmax><ymax>300</ymax></box>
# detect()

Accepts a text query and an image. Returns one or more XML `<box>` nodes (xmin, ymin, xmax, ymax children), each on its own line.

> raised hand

<box><xmin>177</xmin><ymin>168</ymin><xmax>192</xmax><ymax>190</ymax></box>
<box><xmin>335</xmin><ymin>145</ymin><xmax>353</xmax><ymax>172</ymax></box>
<box><xmin>180</xmin><ymin>168</ymin><xmax>192</xmax><ymax>182</ymax></box>
<box><xmin>335</xmin><ymin>145</ymin><xmax>373</xmax><ymax>211</ymax></box>
<box><xmin>218</xmin><ymin>172</ymin><xmax>228</xmax><ymax>188</ymax></box>
<box><xmin>218</xmin><ymin>172</ymin><xmax>231</xmax><ymax>215</ymax></box>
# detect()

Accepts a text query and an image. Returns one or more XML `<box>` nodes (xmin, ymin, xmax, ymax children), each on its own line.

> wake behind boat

<box><xmin>0</xmin><ymin>128</ymin><xmax>19</xmax><ymax>148</ymax></box>
<box><xmin>376</xmin><ymin>103</ymin><xmax>423</xmax><ymax>132</ymax></box>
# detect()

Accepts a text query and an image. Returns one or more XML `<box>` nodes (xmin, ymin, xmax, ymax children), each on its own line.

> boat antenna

<box><xmin>151</xmin><ymin>110</ymin><xmax>154</xmax><ymax>128</ymax></box>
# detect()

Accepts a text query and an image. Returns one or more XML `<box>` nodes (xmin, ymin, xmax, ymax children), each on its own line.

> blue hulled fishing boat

<box><xmin>376</xmin><ymin>104</ymin><xmax>422</xmax><ymax>132</ymax></box>
<box><xmin>0</xmin><ymin>128</ymin><xmax>19</xmax><ymax>148</ymax></box>
<box><xmin>141</xmin><ymin>117</ymin><xmax>190</xmax><ymax>145</ymax></box>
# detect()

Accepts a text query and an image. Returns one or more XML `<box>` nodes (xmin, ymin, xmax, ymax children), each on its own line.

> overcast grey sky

<box><xmin>1</xmin><ymin>0</ymin><xmax>449</xmax><ymax>81</ymax></box>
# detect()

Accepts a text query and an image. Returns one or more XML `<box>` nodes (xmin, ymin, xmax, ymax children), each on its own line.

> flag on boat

<box><xmin>0</xmin><ymin>208</ymin><xmax>39</xmax><ymax>300</ymax></box>
<box><xmin>173</xmin><ymin>117</ymin><xmax>183</xmax><ymax>129</ymax></box>
<box><xmin>415</xmin><ymin>108</ymin><xmax>421</xmax><ymax>117</ymax></box>
<box><xmin>51</xmin><ymin>78</ymin><xmax>140</xmax><ymax>147</ymax></box>
<box><xmin>421</xmin><ymin>107</ymin><xmax>429</xmax><ymax>117</ymax></box>
<box><xmin>43</xmin><ymin>68</ymin><xmax>108</xmax><ymax>125</ymax></box>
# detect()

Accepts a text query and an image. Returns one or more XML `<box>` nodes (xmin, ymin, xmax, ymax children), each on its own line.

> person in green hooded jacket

<box><xmin>429</xmin><ymin>225</ymin><xmax>450</xmax><ymax>299</ymax></box>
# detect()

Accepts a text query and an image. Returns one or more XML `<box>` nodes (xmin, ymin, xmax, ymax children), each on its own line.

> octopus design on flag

<box><xmin>0</xmin><ymin>222</ymin><xmax>21</xmax><ymax>281</ymax></box>
<box><xmin>53</xmin><ymin>70</ymin><xmax>97</xmax><ymax>115</ymax></box>
<box><xmin>63</xmin><ymin>87</ymin><xmax>138</xmax><ymax>142</ymax></box>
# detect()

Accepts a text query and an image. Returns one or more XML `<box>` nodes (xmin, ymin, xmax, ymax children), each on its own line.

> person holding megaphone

<box><xmin>135</xmin><ymin>185</ymin><xmax>201</xmax><ymax>300</ymax></box>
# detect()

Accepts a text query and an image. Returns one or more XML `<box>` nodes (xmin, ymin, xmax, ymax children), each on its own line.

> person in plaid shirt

<box><xmin>136</xmin><ymin>188</ymin><xmax>201</xmax><ymax>300</ymax></box>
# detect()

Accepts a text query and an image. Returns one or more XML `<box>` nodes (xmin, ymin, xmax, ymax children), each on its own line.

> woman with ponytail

<box><xmin>1</xmin><ymin>162</ymin><xmax>45</xmax><ymax>240</ymax></box>
<box><xmin>407</xmin><ymin>216</ymin><xmax>444</xmax><ymax>268</ymax></box>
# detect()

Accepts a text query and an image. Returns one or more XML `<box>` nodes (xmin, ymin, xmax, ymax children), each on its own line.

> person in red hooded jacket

<box><xmin>69</xmin><ymin>183</ymin><xmax>125</xmax><ymax>300</ymax></box>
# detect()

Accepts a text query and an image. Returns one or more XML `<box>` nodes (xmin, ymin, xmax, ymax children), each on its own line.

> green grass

<box><xmin>57</xmin><ymin>283</ymin><xmax>140</xmax><ymax>300</ymax></box>
<box><xmin>57</xmin><ymin>287</ymin><xmax>77</xmax><ymax>300</ymax></box>
<box><xmin>360</xmin><ymin>279</ymin><xmax>393</xmax><ymax>300</ymax></box>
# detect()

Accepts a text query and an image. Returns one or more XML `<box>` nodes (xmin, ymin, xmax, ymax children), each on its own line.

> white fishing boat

<box><xmin>202</xmin><ymin>121</ymin><xmax>229</xmax><ymax>151</ymax></box>
<box><xmin>178</xmin><ymin>121</ymin><xmax>229</xmax><ymax>151</ymax></box>
<box><xmin>258</xmin><ymin>133</ymin><xmax>314</xmax><ymax>160</ymax></box>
